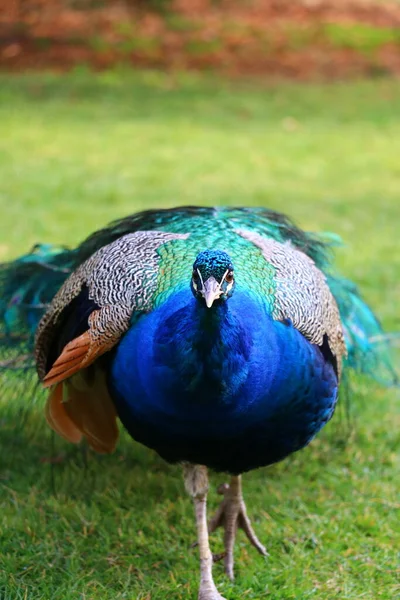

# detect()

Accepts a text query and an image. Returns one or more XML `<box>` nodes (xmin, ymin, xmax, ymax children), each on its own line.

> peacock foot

<box><xmin>198</xmin><ymin>578</ymin><xmax>227</xmax><ymax>600</ymax></box>
<box><xmin>209</xmin><ymin>476</ymin><xmax>268</xmax><ymax>580</ymax></box>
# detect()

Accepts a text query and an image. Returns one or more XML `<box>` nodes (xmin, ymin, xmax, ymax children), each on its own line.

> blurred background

<box><xmin>1</xmin><ymin>0</ymin><xmax>400</xmax><ymax>75</ymax></box>
<box><xmin>0</xmin><ymin>2</ymin><xmax>399</xmax><ymax>600</ymax></box>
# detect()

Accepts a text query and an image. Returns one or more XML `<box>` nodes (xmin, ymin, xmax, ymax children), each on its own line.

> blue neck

<box><xmin>109</xmin><ymin>288</ymin><xmax>285</xmax><ymax>417</ymax></box>
<box><xmin>155</xmin><ymin>297</ymin><xmax>253</xmax><ymax>404</ymax></box>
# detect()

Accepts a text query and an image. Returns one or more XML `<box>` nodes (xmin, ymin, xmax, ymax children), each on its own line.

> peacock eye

<box><xmin>225</xmin><ymin>271</ymin><xmax>234</xmax><ymax>283</ymax></box>
<box><xmin>192</xmin><ymin>269</ymin><xmax>199</xmax><ymax>281</ymax></box>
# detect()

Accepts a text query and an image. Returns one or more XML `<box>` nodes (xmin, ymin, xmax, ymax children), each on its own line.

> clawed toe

<box><xmin>208</xmin><ymin>475</ymin><xmax>268</xmax><ymax>579</ymax></box>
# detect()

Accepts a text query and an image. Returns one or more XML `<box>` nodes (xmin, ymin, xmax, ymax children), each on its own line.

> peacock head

<box><xmin>191</xmin><ymin>250</ymin><xmax>235</xmax><ymax>308</ymax></box>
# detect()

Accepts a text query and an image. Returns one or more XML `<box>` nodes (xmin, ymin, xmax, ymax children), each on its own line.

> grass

<box><xmin>323</xmin><ymin>23</ymin><xmax>400</xmax><ymax>54</ymax></box>
<box><xmin>0</xmin><ymin>70</ymin><xmax>399</xmax><ymax>600</ymax></box>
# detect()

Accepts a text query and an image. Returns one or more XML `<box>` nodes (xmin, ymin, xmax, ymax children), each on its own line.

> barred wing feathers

<box><xmin>36</xmin><ymin>231</ymin><xmax>189</xmax><ymax>384</ymax></box>
<box><xmin>236</xmin><ymin>229</ymin><xmax>347</xmax><ymax>377</ymax></box>
<box><xmin>34</xmin><ymin>230</ymin><xmax>189</xmax><ymax>453</ymax></box>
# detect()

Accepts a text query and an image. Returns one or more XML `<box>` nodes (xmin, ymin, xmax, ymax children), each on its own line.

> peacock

<box><xmin>0</xmin><ymin>206</ymin><xmax>397</xmax><ymax>600</ymax></box>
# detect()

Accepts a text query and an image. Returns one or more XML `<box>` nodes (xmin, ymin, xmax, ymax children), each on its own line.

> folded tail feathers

<box><xmin>328</xmin><ymin>275</ymin><xmax>399</xmax><ymax>387</ymax></box>
<box><xmin>0</xmin><ymin>244</ymin><xmax>75</xmax><ymax>367</ymax></box>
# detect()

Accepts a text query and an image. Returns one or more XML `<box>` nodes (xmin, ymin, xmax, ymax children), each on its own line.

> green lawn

<box><xmin>0</xmin><ymin>70</ymin><xmax>399</xmax><ymax>600</ymax></box>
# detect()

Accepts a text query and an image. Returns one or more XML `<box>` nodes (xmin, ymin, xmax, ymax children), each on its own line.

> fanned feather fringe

<box><xmin>0</xmin><ymin>244</ymin><xmax>74</xmax><ymax>367</ymax></box>
<box><xmin>328</xmin><ymin>275</ymin><xmax>399</xmax><ymax>388</ymax></box>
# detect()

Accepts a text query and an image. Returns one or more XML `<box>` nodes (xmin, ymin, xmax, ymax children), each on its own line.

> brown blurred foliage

<box><xmin>0</xmin><ymin>0</ymin><xmax>399</xmax><ymax>78</ymax></box>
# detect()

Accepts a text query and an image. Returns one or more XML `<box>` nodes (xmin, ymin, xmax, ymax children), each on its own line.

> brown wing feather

<box><xmin>45</xmin><ymin>383</ymin><xmax>83</xmax><ymax>444</ymax></box>
<box><xmin>42</xmin><ymin>306</ymin><xmax>122</xmax><ymax>387</ymax></box>
<box><xmin>43</xmin><ymin>329</ymin><xmax>106</xmax><ymax>388</ymax></box>
<box><xmin>62</xmin><ymin>370</ymin><xmax>118</xmax><ymax>453</ymax></box>
<box><xmin>45</xmin><ymin>370</ymin><xmax>118</xmax><ymax>453</ymax></box>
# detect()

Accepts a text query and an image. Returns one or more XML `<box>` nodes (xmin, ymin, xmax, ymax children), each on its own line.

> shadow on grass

<box><xmin>0</xmin><ymin>377</ymin><xmax>355</xmax><ymax>503</ymax></box>
<box><xmin>1</xmin><ymin>387</ymin><xmax>176</xmax><ymax>504</ymax></box>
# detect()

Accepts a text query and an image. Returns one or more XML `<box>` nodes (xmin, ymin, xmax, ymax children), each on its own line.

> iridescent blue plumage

<box><xmin>110</xmin><ymin>287</ymin><xmax>338</xmax><ymax>473</ymax></box>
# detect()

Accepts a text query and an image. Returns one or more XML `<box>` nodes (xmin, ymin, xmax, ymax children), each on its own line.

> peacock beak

<box><xmin>202</xmin><ymin>277</ymin><xmax>222</xmax><ymax>308</ymax></box>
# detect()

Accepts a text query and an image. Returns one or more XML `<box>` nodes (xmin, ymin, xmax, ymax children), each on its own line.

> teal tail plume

<box><xmin>0</xmin><ymin>245</ymin><xmax>76</xmax><ymax>443</ymax></box>
<box><xmin>328</xmin><ymin>275</ymin><xmax>399</xmax><ymax>387</ymax></box>
<box><xmin>0</xmin><ymin>244</ymin><xmax>75</xmax><ymax>373</ymax></box>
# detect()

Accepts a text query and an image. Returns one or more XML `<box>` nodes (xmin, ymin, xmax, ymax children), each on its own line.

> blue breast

<box><xmin>108</xmin><ymin>289</ymin><xmax>338</xmax><ymax>473</ymax></box>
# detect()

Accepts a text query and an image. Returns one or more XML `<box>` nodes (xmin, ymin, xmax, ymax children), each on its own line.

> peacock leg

<box><xmin>184</xmin><ymin>464</ymin><xmax>227</xmax><ymax>600</ymax></box>
<box><xmin>209</xmin><ymin>475</ymin><xmax>268</xmax><ymax>580</ymax></box>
